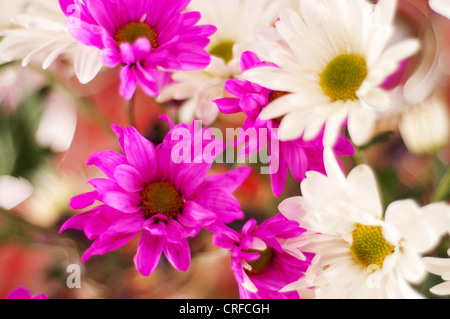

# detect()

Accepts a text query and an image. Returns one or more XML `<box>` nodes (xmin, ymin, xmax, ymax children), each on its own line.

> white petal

<box><xmin>243</xmin><ymin>66</ymin><xmax>307</xmax><ymax>93</ymax></box>
<box><xmin>347</xmin><ymin>105</ymin><xmax>375</xmax><ymax>146</ymax></box>
<box><xmin>0</xmin><ymin>176</ymin><xmax>33</xmax><ymax>210</ymax></box>
<box><xmin>74</xmin><ymin>45</ymin><xmax>103</xmax><ymax>84</ymax></box>
<box><xmin>430</xmin><ymin>0</ymin><xmax>450</xmax><ymax>19</ymax></box>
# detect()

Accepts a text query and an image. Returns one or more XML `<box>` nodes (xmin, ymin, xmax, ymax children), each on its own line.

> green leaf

<box><xmin>431</xmin><ymin>165</ymin><xmax>450</xmax><ymax>202</ymax></box>
<box><xmin>357</xmin><ymin>131</ymin><xmax>394</xmax><ymax>151</ymax></box>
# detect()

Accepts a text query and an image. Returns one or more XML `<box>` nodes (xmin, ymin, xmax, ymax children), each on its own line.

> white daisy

<box><xmin>278</xmin><ymin>148</ymin><xmax>450</xmax><ymax>298</ymax></box>
<box><xmin>156</xmin><ymin>0</ymin><xmax>285</xmax><ymax>125</ymax></box>
<box><xmin>399</xmin><ymin>93</ymin><xmax>450</xmax><ymax>155</ymax></box>
<box><xmin>243</xmin><ymin>0</ymin><xmax>421</xmax><ymax>147</ymax></box>
<box><xmin>0</xmin><ymin>0</ymin><xmax>102</xmax><ymax>84</ymax></box>
<box><xmin>430</xmin><ymin>0</ymin><xmax>450</xmax><ymax>19</ymax></box>
<box><xmin>423</xmin><ymin>248</ymin><xmax>450</xmax><ymax>296</ymax></box>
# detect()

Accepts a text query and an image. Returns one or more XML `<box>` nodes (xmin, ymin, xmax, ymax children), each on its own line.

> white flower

<box><xmin>0</xmin><ymin>0</ymin><xmax>102</xmax><ymax>84</ymax></box>
<box><xmin>422</xmin><ymin>248</ymin><xmax>450</xmax><ymax>296</ymax></box>
<box><xmin>0</xmin><ymin>175</ymin><xmax>33</xmax><ymax>211</ymax></box>
<box><xmin>399</xmin><ymin>94</ymin><xmax>450</xmax><ymax>155</ymax></box>
<box><xmin>157</xmin><ymin>0</ymin><xmax>285</xmax><ymax>125</ymax></box>
<box><xmin>430</xmin><ymin>0</ymin><xmax>450</xmax><ymax>19</ymax></box>
<box><xmin>279</xmin><ymin>148</ymin><xmax>450</xmax><ymax>298</ymax></box>
<box><xmin>243</xmin><ymin>0</ymin><xmax>420</xmax><ymax>147</ymax></box>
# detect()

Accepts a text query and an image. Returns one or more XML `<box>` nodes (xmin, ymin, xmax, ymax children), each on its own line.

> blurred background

<box><xmin>0</xmin><ymin>0</ymin><xmax>449</xmax><ymax>299</ymax></box>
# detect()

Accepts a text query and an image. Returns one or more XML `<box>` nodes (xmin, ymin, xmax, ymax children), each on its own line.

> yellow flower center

<box><xmin>350</xmin><ymin>224</ymin><xmax>395</xmax><ymax>269</ymax></box>
<box><xmin>114</xmin><ymin>22</ymin><xmax>158</xmax><ymax>49</ymax></box>
<box><xmin>140</xmin><ymin>181</ymin><xmax>184</xmax><ymax>219</ymax></box>
<box><xmin>244</xmin><ymin>247</ymin><xmax>274</xmax><ymax>275</ymax></box>
<box><xmin>319</xmin><ymin>53</ymin><xmax>367</xmax><ymax>102</ymax></box>
<box><xmin>210</xmin><ymin>41</ymin><xmax>235</xmax><ymax>63</ymax></box>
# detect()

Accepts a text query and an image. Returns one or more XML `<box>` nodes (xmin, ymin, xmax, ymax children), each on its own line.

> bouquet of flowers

<box><xmin>0</xmin><ymin>0</ymin><xmax>449</xmax><ymax>300</ymax></box>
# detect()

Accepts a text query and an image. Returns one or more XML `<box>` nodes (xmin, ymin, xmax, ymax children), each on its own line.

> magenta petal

<box><xmin>194</xmin><ymin>190</ymin><xmax>241</xmax><ymax>214</ymax></box>
<box><xmin>240</xmin><ymin>51</ymin><xmax>262</xmax><ymax>72</ymax></box>
<box><xmin>165</xmin><ymin>220</ymin><xmax>187</xmax><ymax>243</ymax></box>
<box><xmin>134</xmin><ymin>231</ymin><xmax>165</xmax><ymax>276</ymax></box>
<box><xmin>114</xmin><ymin>164</ymin><xmax>145</xmax><ymax>192</ymax></box>
<box><xmin>212</xmin><ymin>229</ymin><xmax>240</xmax><ymax>249</ymax></box>
<box><xmin>123</xmin><ymin>126</ymin><xmax>157</xmax><ymax>184</ymax></box>
<box><xmin>284</xmin><ymin>143</ymin><xmax>308</xmax><ymax>182</ymax></box>
<box><xmin>143</xmin><ymin>218</ymin><xmax>168</xmax><ymax>237</ymax></box>
<box><xmin>59</xmin><ymin>208</ymin><xmax>96</xmax><ymax>233</ymax></box>
<box><xmin>119</xmin><ymin>42</ymin><xmax>135</xmax><ymax>65</ymax></box>
<box><xmin>175</xmin><ymin>163</ymin><xmax>210</xmax><ymax>198</ymax></box>
<box><xmin>5</xmin><ymin>287</ymin><xmax>32</xmax><ymax>299</ymax></box>
<box><xmin>82</xmin><ymin>215</ymin><xmax>143</xmax><ymax>261</ymax></box>
<box><xmin>202</xmin><ymin>166</ymin><xmax>251</xmax><ymax>193</ymax></box>
<box><xmin>270</xmin><ymin>155</ymin><xmax>288</xmax><ymax>197</ymax></box>
<box><xmin>85</xmin><ymin>206</ymin><xmax>129</xmax><ymax>240</ymax></box>
<box><xmin>133</xmin><ymin>38</ymin><xmax>152</xmax><ymax>61</ymax></box>
<box><xmin>70</xmin><ymin>191</ymin><xmax>97</xmax><ymax>209</ymax></box>
<box><xmin>178</xmin><ymin>200</ymin><xmax>216</xmax><ymax>228</ymax></box>
<box><xmin>119</xmin><ymin>66</ymin><xmax>137</xmax><ymax>100</ymax></box>
<box><xmin>214</xmin><ymin>97</ymin><xmax>242</xmax><ymax>114</ymax></box>
<box><xmin>101</xmin><ymin>191</ymin><xmax>141</xmax><ymax>213</ymax></box>
<box><xmin>87</xmin><ymin>150</ymin><xmax>127</xmax><ymax>180</ymax></box>
<box><xmin>242</xmin><ymin>219</ymin><xmax>257</xmax><ymax>235</ymax></box>
<box><xmin>164</xmin><ymin>238</ymin><xmax>191</xmax><ymax>272</ymax></box>
<box><xmin>136</xmin><ymin>64</ymin><xmax>159</xmax><ymax>97</ymax></box>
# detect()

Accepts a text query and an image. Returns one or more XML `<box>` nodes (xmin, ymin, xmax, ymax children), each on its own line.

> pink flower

<box><xmin>5</xmin><ymin>287</ymin><xmax>48</xmax><ymax>299</ymax></box>
<box><xmin>59</xmin><ymin>0</ymin><xmax>216</xmax><ymax>99</ymax></box>
<box><xmin>214</xmin><ymin>51</ymin><xmax>354</xmax><ymax>196</ymax></box>
<box><xmin>213</xmin><ymin>214</ymin><xmax>314</xmax><ymax>299</ymax></box>
<box><xmin>60</xmin><ymin>117</ymin><xmax>251</xmax><ymax>276</ymax></box>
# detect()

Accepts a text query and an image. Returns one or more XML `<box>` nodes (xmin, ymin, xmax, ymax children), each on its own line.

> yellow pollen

<box><xmin>114</xmin><ymin>22</ymin><xmax>158</xmax><ymax>49</ymax></box>
<box><xmin>140</xmin><ymin>181</ymin><xmax>184</xmax><ymax>219</ymax></box>
<box><xmin>244</xmin><ymin>247</ymin><xmax>274</xmax><ymax>275</ymax></box>
<box><xmin>350</xmin><ymin>224</ymin><xmax>395</xmax><ymax>269</ymax></box>
<box><xmin>210</xmin><ymin>41</ymin><xmax>235</xmax><ymax>63</ymax></box>
<box><xmin>319</xmin><ymin>53</ymin><xmax>367</xmax><ymax>102</ymax></box>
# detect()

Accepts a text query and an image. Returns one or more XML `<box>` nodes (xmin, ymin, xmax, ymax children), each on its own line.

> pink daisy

<box><xmin>60</xmin><ymin>117</ymin><xmax>251</xmax><ymax>276</ymax></box>
<box><xmin>213</xmin><ymin>214</ymin><xmax>314</xmax><ymax>299</ymax></box>
<box><xmin>5</xmin><ymin>287</ymin><xmax>48</xmax><ymax>299</ymax></box>
<box><xmin>214</xmin><ymin>51</ymin><xmax>354</xmax><ymax>196</ymax></box>
<box><xmin>59</xmin><ymin>0</ymin><xmax>216</xmax><ymax>99</ymax></box>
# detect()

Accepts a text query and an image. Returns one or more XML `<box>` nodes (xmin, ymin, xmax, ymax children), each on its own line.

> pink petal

<box><xmin>214</xmin><ymin>97</ymin><xmax>242</xmax><ymax>114</ymax></box>
<box><xmin>178</xmin><ymin>200</ymin><xmax>216</xmax><ymax>228</ymax></box>
<box><xmin>240</xmin><ymin>51</ymin><xmax>262</xmax><ymax>72</ymax></box>
<box><xmin>175</xmin><ymin>162</ymin><xmax>211</xmax><ymax>198</ymax></box>
<box><xmin>5</xmin><ymin>287</ymin><xmax>32</xmax><ymax>299</ymax></box>
<box><xmin>70</xmin><ymin>191</ymin><xmax>97</xmax><ymax>209</ymax></box>
<box><xmin>202</xmin><ymin>166</ymin><xmax>251</xmax><ymax>193</ymax></box>
<box><xmin>123</xmin><ymin>126</ymin><xmax>157</xmax><ymax>184</ymax></box>
<box><xmin>87</xmin><ymin>150</ymin><xmax>127</xmax><ymax>180</ymax></box>
<box><xmin>164</xmin><ymin>238</ymin><xmax>191</xmax><ymax>272</ymax></box>
<box><xmin>84</xmin><ymin>206</ymin><xmax>129</xmax><ymax>240</ymax></box>
<box><xmin>81</xmin><ymin>214</ymin><xmax>143</xmax><ymax>262</ymax></box>
<box><xmin>119</xmin><ymin>66</ymin><xmax>137</xmax><ymax>100</ymax></box>
<box><xmin>134</xmin><ymin>231</ymin><xmax>165</xmax><ymax>276</ymax></box>
<box><xmin>101</xmin><ymin>191</ymin><xmax>141</xmax><ymax>213</ymax></box>
<box><xmin>59</xmin><ymin>208</ymin><xmax>96</xmax><ymax>233</ymax></box>
<box><xmin>114</xmin><ymin>164</ymin><xmax>145</xmax><ymax>192</ymax></box>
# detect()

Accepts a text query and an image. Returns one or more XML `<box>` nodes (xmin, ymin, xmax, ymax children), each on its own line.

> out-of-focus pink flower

<box><xmin>5</xmin><ymin>287</ymin><xmax>48</xmax><ymax>299</ymax></box>
<box><xmin>213</xmin><ymin>214</ymin><xmax>314</xmax><ymax>299</ymax></box>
